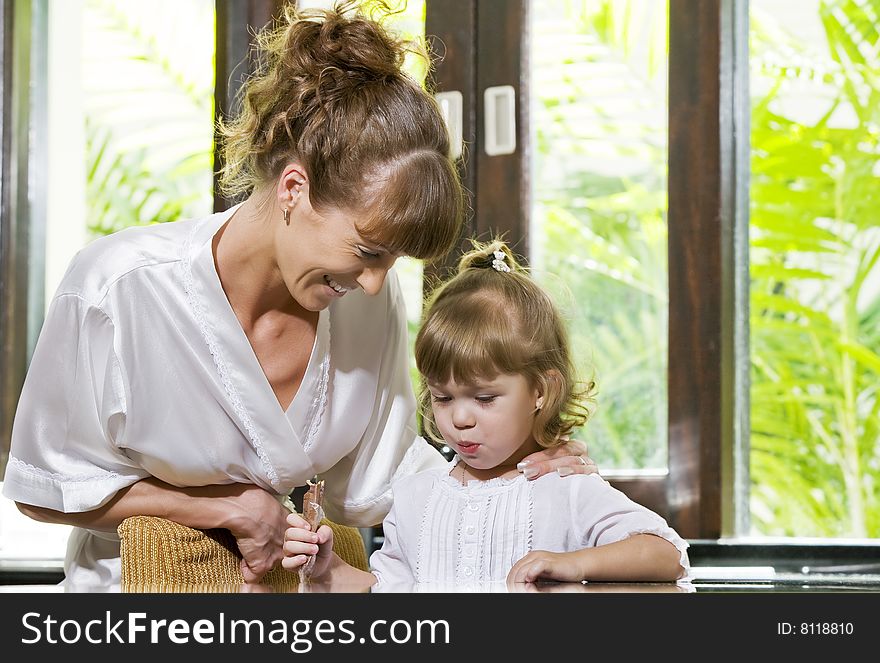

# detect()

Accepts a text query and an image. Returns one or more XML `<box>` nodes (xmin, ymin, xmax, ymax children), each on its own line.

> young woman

<box><xmin>3</xmin><ymin>2</ymin><xmax>594</xmax><ymax>590</ymax></box>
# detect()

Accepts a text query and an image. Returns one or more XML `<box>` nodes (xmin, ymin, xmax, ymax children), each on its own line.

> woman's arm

<box><xmin>16</xmin><ymin>478</ymin><xmax>289</xmax><ymax>582</ymax></box>
<box><xmin>507</xmin><ymin>534</ymin><xmax>685</xmax><ymax>584</ymax></box>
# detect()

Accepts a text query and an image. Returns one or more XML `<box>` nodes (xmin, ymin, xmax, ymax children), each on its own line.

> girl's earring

<box><xmin>283</xmin><ymin>207</ymin><xmax>291</xmax><ymax>226</ymax></box>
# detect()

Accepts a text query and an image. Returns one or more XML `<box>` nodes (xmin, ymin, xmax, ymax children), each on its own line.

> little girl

<box><xmin>283</xmin><ymin>241</ymin><xmax>690</xmax><ymax>589</ymax></box>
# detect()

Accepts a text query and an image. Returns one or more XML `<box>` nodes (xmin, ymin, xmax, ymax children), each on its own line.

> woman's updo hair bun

<box><xmin>282</xmin><ymin>3</ymin><xmax>404</xmax><ymax>80</ymax></box>
<box><xmin>218</xmin><ymin>1</ymin><xmax>464</xmax><ymax>262</ymax></box>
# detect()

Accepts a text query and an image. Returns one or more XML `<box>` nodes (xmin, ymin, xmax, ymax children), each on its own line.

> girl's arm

<box><xmin>507</xmin><ymin>534</ymin><xmax>686</xmax><ymax>584</ymax></box>
<box><xmin>16</xmin><ymin>478</ymin><xmax>289</xmax><ymax>583</ymax></box>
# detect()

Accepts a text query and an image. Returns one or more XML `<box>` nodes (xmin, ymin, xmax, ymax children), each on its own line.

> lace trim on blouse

<box><xmin>342</xmin><ymin>440</ymin><xmax>427</xmax><ymax>510</ymax></box>
<box><xmin>181</xmin><ymin>223</ymin><xmax>280</xmax><ymax>488</ymax></box>
<box><xmin>301</xmin><ymin>314</ymin><xmax>331</xmax><ymax>455</ymax></box>
<box><xmin>8</xmin><ymin>455</ymin><xmax>122</xmax><ymax>484</ymax></box>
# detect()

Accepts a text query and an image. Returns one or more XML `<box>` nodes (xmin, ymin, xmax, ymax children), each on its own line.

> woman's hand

<box><xmin>517</xmin><ymin>439</ymin><xmax>599</xmax><ymax>480</ymax></box>
<box><xmin>221</xmin><ymin>484</ymin><xmax>290</xmax><ymax>583</ymax></box>
<box><xmin>281</xmin><ymin>513</ymin><xmax>335</xmax><ymax>580</ymax></box>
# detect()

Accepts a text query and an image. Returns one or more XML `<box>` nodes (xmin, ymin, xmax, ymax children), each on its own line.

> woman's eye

<box><xmin>357</xmin><ymin>246</ymin><xmax>381</xmax><ymax>259</ymax></box>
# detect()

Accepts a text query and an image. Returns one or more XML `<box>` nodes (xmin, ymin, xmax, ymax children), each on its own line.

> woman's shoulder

<box><xmin>57</xmin><ymin>215</ymin><xmax>206</xmax><ymax>306</ymax></box>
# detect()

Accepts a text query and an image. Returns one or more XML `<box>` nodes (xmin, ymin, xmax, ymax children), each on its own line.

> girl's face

<box><xmin>428</xmin><ymin>373</ymin><xmax>543</xmax><ymax>471</ymax></box>
<box><xmin>275</xmin><ymin>188</ymin><xmax>399</xmax><ymax>312</ymax></box>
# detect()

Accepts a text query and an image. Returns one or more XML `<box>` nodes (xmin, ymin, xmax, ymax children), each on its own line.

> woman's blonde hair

<box><xmin>415</xmin><ymin>239</ymin><xmax>596</xmax><ymax>449</ymax></box>
<box><xmin>217</xmin><ymin>1</ymin><xmax>464</xmax><ymax>261</ymax></box>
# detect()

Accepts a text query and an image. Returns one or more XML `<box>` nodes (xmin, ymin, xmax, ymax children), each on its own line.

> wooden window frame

<box><xmin>1</xmin><ymin>0</ymin><xmax>48</xmax><ymax>477</ymax></box>
<box><xmin>427</xmin><ymin>0</ymin><xmax>750</xmax><ymax>539</ymax></box>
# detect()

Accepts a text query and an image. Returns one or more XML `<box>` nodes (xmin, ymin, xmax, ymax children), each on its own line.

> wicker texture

<box><xmin>118</xmin><ymin>515</ymin><xmax>368</xmax><ymax>592</ymax></box>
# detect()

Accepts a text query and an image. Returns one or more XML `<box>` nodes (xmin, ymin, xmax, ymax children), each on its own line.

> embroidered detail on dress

<box><xmin>181</xmin><ymin>223</ymin><xmax>280</xmax><ymax>488</ymax></box>
<box><xmin>302</xmin><ymin>315</ymin><xmax>331</xmax><ymax>455</ymax></box>
<box><xmin>525</xmin><ymin>477</ymin><xmax>535</xmax><ymax>554</ymax></box>
<box><xmin>8</xmin><ymin>456</ymin><xmax>122</xmax><ymax>484</ymax></box>
<box><xmin>474</xmin><ymin>494</ymin><xmax>493</xmax><ymax>582</ymax></box>
<box><xmin>414</xmin><ymin>479</ymin><xmax>439</xmax><ymax>582</ymax></box>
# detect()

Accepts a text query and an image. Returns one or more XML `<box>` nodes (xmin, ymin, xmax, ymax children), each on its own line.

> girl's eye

<box><xmin>357</xmin><ymin>246</ymin><xmax>381</xmax><ymax>259</ymax></box>
<box><xmin>475</xmin><ymin>395</ymin><xmax>497</xmax><ymax>404</ymax></box>
<box><xmin>431</xmin><ymin>395</ymin><xmax>451</xmax><ymax>403</ymax></box>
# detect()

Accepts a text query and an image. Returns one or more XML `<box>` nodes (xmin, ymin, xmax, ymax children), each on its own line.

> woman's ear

<box><xmin>277</xmin><ymin>162</ymin><xmax>308</xmax><ymax>210</ymax></box>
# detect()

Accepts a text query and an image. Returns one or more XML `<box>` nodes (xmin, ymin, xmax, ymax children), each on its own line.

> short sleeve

<box><xmin>572</xmin><ymin>475</ymin><xmax>691</xmax><ymax>577</ymax></box>
<box><xmin>1</xmin><ymin>293</ymin><xmax>150</xmax><ymax>512</ymax></box>
<box><xmin>320</xmin><ymin>273</ymin><xmax>445</xmax><ymax>527</ymax></box>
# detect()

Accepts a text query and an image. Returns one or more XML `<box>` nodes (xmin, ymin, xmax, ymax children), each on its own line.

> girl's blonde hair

<box><xmin>415</xmin><ymin>239</ymin><xmax>596</xmax><ymax>449</ymax></box>
<box><xmin>217</xmin><ymin>1</ymin><xmax>464</xmax><ymax>261</ymax></box>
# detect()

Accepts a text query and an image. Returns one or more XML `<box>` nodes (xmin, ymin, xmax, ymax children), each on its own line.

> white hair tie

<box><xmin>491</xmin><ymin>250</ymin><xmax>511</xmax><ymax>273</ymax></box>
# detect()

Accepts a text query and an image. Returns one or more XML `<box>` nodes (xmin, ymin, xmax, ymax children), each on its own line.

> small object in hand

<box><xmin>299</xmin><ymin>476</ymin><xmax>325</xmax><ymax>584</ymax></box>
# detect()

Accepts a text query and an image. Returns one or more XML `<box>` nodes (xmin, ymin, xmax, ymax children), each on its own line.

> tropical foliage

<box><xmin>749</xmin><ymin>0</ymin><xmax>880</xmax><ymax>537</ymax></box>
<box><xmin>533</xmin><ymin>0</ymin><xmax>879</xmax><ymax>538</ymax></box>
<box><xmin>532</xmin><ymin>0</ymin><xmax>669</xmax><ymax>470</ymax></box>
<box><xmin>83</xmin><ymin>0</ymin><xmax>215</xmax><ymax>236</ymax></box>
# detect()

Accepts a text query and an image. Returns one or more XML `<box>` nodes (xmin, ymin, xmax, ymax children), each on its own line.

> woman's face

<box><xmin>275</xmin><ymin>190</ymin><xmax>399</xmax><ymax>312</ymax></box>
<box><xmin>427</xmin><ymin>373</ymin><xmax>542</xmax><ymax>471</ymax></box>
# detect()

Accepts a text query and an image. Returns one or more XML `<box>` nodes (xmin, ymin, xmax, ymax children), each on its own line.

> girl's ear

<box><xmin>536</xmin><ymin>369</ymin><xmax>563</xmax><ymax>411</ymax></box>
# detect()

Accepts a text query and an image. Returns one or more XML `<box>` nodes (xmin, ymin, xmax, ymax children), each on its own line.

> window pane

<box><xmin>530</xmin><ymin>0</ymin><xmax>669</xmax><ymax>471</ymax></box>
<box><xmin>749</xmin><ymin>0</ymin><xmax>880</xmax><ymax>538</ymax></box>
<box><xmin>1</xmin><ymin>0</ymin><xmax>216</xmax><ymax>565</ymax></box>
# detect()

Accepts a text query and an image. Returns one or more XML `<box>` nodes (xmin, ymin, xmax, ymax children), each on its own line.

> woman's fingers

<box><xmin>519</xmin><ymin>438</ymin><xmax>600</xmax><ymax>480</ymax></box>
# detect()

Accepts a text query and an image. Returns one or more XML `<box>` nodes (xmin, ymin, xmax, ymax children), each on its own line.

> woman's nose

<box><xmin>356</xmin><ymin>257</ymin><xmax>397</xmax><ymax>296</ymax></box>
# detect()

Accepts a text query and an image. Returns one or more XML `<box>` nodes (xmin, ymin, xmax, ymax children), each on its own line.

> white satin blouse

<box><xmin>2</xmin><ymin>206</ymin><xmax>445</xmax><ymax>588</ymax></box>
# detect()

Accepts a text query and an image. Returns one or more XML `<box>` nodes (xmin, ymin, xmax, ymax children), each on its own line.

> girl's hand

<box><xmin>281</xmin><ymin>513</ymin><xmax>335</xmax><ymax>580</ymax></box>
<box><xmin>507</xmin><ymin>550</ymin><xmax>585</xmax><ymax>584</ymax></box>
<box><xmin>517</xmin><ymin>439</ymin><xmax>599</xmax><ymax>480</ymax></box>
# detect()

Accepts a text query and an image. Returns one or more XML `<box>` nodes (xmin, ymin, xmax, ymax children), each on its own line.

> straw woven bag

<box><xmin>118</xmin><ymin>515</ymin><xmax>369</xmax><ymax>592</ymax></box>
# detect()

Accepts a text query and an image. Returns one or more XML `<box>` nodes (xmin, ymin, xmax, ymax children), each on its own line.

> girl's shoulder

<box><xmin>533</xmin><ymin>470</ymin><xmax>617</xmax><ymax>499</ymax></box>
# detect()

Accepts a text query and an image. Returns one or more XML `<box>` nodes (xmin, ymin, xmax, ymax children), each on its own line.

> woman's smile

<box><xmin>324</xmin><ymin>275</ymin><xmax>352</xmax><ymax>297</ymax></box>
